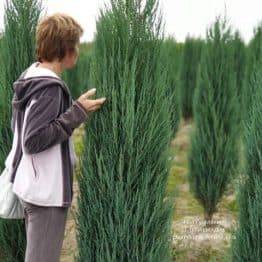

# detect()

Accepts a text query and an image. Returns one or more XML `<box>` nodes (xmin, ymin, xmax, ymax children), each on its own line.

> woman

<box><xmin>5</xmin><ymin>13</ymin><xmax>106</xmax><ymax>261</ymax></box>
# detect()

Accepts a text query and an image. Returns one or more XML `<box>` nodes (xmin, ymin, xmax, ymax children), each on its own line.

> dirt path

<box><xmin>169</xmin><ymin>120</ymin><xmax>238</xmax><ymax>261</ymax></box>
<box><xmin>60</xmin><ymin>125</ymin><xmax>84</xmax><ymax>262</ymax></box>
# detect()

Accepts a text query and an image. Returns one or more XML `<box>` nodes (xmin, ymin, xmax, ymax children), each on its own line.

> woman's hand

<box><xmin>77</xmin><ymin>88</ymin><xmax>106</xmax><ymax>113</ymax></box>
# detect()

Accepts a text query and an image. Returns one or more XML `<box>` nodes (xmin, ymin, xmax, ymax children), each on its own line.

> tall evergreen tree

<box><xmin>74</xmin><ymin>0</ymin><xmax>175</xmax><ymax>261</ymax></box>
<box><xmin>0</xmin><ymin>0</ymin><xmax>42</xmax><ymax>261</ymax></box>
<box><xmin>188</xmin><ymin>16</ymin><xmax>239</xmax><ymax>225</ymax></box>
<box><xmin>243</xmin><ymin>22</ymin><xmax>262</xmax><ymax>122</ymax></box>
<box><xmin>0</xmin><ymin>37</ymin><xmax>5</xmax><ymax>152</ymax></box>
<box><xmin>231</xmin><ymin>60</ymin><xmax>262</xmax><ymax>262</ymax></box>
<box><xmin>160</xmin><ymin>37</ymin><xmax>181</xmax><ymax>134</ymax></box>
<box><xmin>179</xmin><ymin>36</ymin><xmax>203</xmax><ymax>121</ymax></box>
<box><xmin>230</xmin><ymin>30</ymin><xmax>247</xmax><ymax>130</ymax></box>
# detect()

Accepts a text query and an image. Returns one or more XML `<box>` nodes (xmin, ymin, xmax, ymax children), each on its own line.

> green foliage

<box><xmin>188</xmin><ymin>16</ymin><xmax>239</xmax><ymax>223</ymax></box>
<box><xmin>179</xmin><ymin>36</ymin><xmax>204</xmax><ymax>120</ymax></box>
<box><xmin>231</xmin><ymin>61</ymin><xmax>262</xmax><ymax>262</ymax></box>
<box><xmin>229</xmin><ymin>31</ymin><xmax>247</xmax><ymax>129</ymax></box>
<box><xmin>0</xmin><ymin>0</ymin><xmax>42</xmax><ymax>261</ymax></box>
<box><xmin>244</xmin><ymin>22</ymin><xmax>262</xmax><ymax>122</ymax></box>
<box><xmin>0</xmin><ymin>39</ymin><xmax>6</xmax><ymax>154</ymax></box>
<box><xmin>74</xmin><ymin>0</ymin><xmax>175</xmax><ymax>261</ymax></box>
<box><xmin>160</xmin><ymin>37</ymin><xmax>182</xmax><ymax>134</ymax></box>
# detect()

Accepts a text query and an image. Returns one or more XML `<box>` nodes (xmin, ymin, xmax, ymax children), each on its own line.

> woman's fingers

<box><xmin>76</xmin><ymin>88</ymin><xmax>106</xmax><ymax>113</ymax></box>
<box><xmin>83</xmin><ymin>88</ymin><xmax>96</xmax><ymax>98</ymax></box>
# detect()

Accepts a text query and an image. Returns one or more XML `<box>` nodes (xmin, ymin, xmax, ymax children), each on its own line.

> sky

<box><xmin>0</xmin><ymin>0</ymin><xmax>261</xmax><ymax>44</ymax></box>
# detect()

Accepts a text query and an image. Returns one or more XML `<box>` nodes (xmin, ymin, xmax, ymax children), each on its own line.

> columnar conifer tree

<box><xmin>230</xmin><ymin>31</ymin><xmax>247</xmax><ymax>129</ymax></box>
<box><xmin>179</xmin><ymin>36</ymin><xmax>203</xmax><ymax>120</ymax></box>
<box><xmin>74</xmin><ymin>0</ymin><xmax>175</xmax><ymax>261</ymax></box>
<box><xmin>0</xmin><ymin>38</ymin><xmax>5</xmax><ymax>153</ymax></box>
<box><xmin>0</xmin><ymin>0</ymin><xmax>42</xmax><ymax>261</ymax></box>
<box><xmin>188</xmin><ymin>16</ymin><xmax>239</xmax><ymax>225</ymax></box>
<box><xmin>160</xmin><ymin>37</ymin><xmax>181</xmax><ymax>133</ymax></box>
<box><xmin>231</xmin><ymin>60</ymin><xmax>262</xmax><ymax>261</ymax></box>
<box><xmin>243</xmin><ymin>22</ymin><xmax>262</xmax><ymax>122</ymax></box>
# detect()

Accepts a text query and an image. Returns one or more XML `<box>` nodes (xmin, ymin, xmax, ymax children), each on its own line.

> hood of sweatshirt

<box><xmin>12</xmin><ymin>61</ymin><xmax>71</xmax><ymax>111</ymax></box>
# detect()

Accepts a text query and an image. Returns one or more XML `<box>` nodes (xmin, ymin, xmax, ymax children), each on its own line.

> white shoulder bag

<box><xmin>0</xmin><ymin>167</ymin><xmax>25</xmax><ymax>219</ymax></box>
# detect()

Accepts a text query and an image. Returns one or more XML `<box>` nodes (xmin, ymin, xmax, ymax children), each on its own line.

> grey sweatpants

<box><xmin>20</xmin><ymin>199</ymin><xmax>69</xmax><ymax>262</ymax></box>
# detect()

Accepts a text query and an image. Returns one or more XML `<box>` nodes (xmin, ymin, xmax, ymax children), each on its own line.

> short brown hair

<box><xmin>36</xmin><ymin>13</ymin><xmax>84</xmax><ymax>62</ymax></box>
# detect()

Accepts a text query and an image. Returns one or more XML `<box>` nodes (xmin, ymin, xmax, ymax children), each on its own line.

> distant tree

<box><xmin>160</xmin><ymin>37</ymin><xmax>181</xmax><ymax>134</ymax></box>
<box><xmin>188</xmin><ymin>16</ymin><xmax>239</xmax><ymax>225</ymax></box>
<box><xmin>244</xmin><ymin>22</ymin><xmax>262</xmax><ymax>122</ymax></box>
<box><xmin>179</xmin><ymin>36</ymin><xmax>203</xmax><ymax>121</ymax></box>
<box><xmin>230</xmin><ymin>30</ymin><xmax>247</xmax><ymax>130</ymax></box>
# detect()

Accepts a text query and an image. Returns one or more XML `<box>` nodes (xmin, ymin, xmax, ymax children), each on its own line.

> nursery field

<box><xmin>61</xmin><ymin>119</ymin><xmax>240</xmax><ymax>262</ymax></box>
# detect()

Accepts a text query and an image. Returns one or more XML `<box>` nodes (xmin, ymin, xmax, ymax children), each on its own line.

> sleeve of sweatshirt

<box><xmin>23</xmin><ymin>85</ymin><xmax>89</xmax><ymax>154</ymax></box>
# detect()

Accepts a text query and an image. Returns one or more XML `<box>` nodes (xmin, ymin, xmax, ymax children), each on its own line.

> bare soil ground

<box><xmin>60</xmin><ymin>124</ymin><xmax>84</xmax><ymax>262</ymax></box>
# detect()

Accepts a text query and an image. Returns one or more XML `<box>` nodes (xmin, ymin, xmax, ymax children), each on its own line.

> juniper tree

<box><xmin>0</xmin><ymin>0</ymin><xmax>42</xmax><ymax>261</ymax></box>
<box><xmin>74</xmin><ymin>0</ymin><xmax>175</xmax><ymax>261</ymax></box>
<box><xmin>188</xmin><ymin>16</ymin><xmax>239</xmax><ymax>225</ymax></box>
<box><xmin>179</xmin><ymin>36</ymin><xmax>203</xmax><ymax>120</ymax></box>
<box><xmin>230</xmin><ymin>31</ymin><xmax>247</xmax><ymax>129</ymax></box>
<box><xmin>227</xmin><ymin>30</ymin><xmax>248</xmax><ymax>174</ymax></box>
<box><xmin>231</xmin><ymin>60</ymin><xmax>262</xmax><ymax>262</ymax></box>
<box><xmin>243</xmin><ymin>22</ymin><xmax>262</xmax><ymax>122</ymax></box>
<box><xmin>0</xmin><ymin>38</ymin><xmax>5</xmax><ymax>155</ymax></box>
<box><xmin>160</xmin><ymin>37</ymin><xmax>181</xmax><ymax>134</ymax></box>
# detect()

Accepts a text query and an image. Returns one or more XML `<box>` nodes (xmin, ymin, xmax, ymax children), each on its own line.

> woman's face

<box><xmin>63</xmin><ymin>43</ymin><xmax>79</xmax><ymax>69</ymax></box>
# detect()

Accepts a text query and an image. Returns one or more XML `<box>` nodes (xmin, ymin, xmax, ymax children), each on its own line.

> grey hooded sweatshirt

<box><xmin>5</xmin><ymin>61</ymin><xmax>89</xmax><ymax>207</ymax></box>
